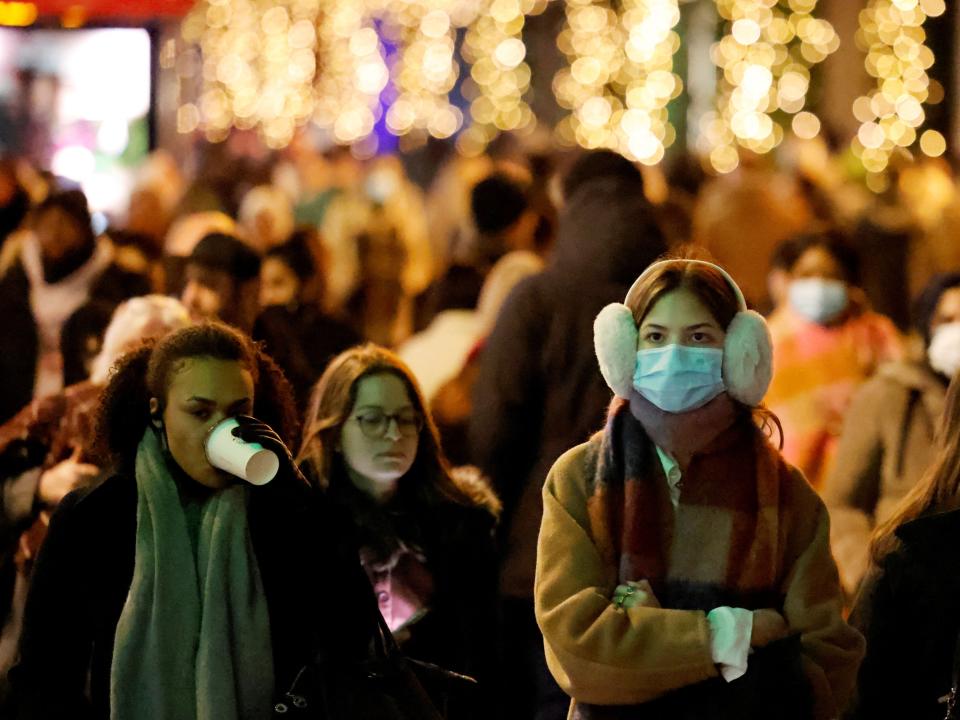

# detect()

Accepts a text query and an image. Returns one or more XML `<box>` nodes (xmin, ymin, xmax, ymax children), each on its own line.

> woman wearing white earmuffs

<box><xmin>534</xmin><ymin>257</ymin><xmax>864</xmax><ymax>720</ymax></box>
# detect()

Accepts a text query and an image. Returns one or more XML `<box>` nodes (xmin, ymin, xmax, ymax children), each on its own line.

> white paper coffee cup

<box><xmin>205</xmin><ymin>417</ymin><xmax>280</xmax><ymax>486</ymax></box>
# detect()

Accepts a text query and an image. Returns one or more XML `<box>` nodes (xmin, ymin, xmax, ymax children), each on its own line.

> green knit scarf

<box><xmin>110</xmin><ymin>428</ymin><xmax>275</xmax><ymax>720</ymax></box>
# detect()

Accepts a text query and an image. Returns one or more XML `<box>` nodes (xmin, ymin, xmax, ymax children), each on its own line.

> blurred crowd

<box><xmin>1</xmin><ymin>129</ymin><xmax>960</xmax><ymax>719</ymax></box>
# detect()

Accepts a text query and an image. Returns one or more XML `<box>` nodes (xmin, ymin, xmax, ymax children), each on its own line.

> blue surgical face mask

<box><xmin>632</xmin><ymin>344</ymin><xmax>725</xmax><ymax>413</ymax></box>
<box><xmin>788</xmin><ymin>278</ymin><xmax>848</xmax><ymax>325</ymax></box>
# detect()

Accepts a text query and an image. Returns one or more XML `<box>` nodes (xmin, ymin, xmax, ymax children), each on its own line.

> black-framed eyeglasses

<box><xmin>352</xmin><ymin>409</ymin><xmax>424</xmax><ymax>439</ymax></box>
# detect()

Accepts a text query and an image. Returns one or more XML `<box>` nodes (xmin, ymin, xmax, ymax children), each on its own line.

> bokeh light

<box><xmin>553</xmin><ymin>0</ymin><xmax>682</xmax><ymax>164</ymax></box>
<box><xmin>700</xmin><ymin>0</ymin><xmax>838</xmax><ymax>173</ymax></box>
<box><xmin>182</xmin><ymin>0</ymin><xmax>322</xmax><ymax>148</ymax></box>
<box><xmin>458</xmin><ymin>0</ymin><xmax>545</xmax><ymax>156</ymax></box>
<box><xmin>850</xmin><ymin>0</ymin><xmax>946</xmax><ymax>173</ymax></box>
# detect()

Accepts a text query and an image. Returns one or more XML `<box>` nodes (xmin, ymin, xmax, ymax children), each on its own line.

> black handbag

<box><xmin>273</xmin><ymin>609</ymin><xmax>477</xmax><ymax>719</ymax></box>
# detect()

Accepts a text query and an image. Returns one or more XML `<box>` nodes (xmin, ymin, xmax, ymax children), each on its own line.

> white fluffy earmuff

<box><xmin>594</xmin><ymin>259</ymin><xmax>773</xmax><ymax>406</ymax></box>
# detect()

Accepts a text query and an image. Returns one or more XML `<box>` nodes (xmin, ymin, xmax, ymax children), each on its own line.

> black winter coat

<box><xmin>6</xmin><ymin>469</ymin><xmax>377</xmax><ymax>719</ymax></box>
<box><xmin>0</xmin><ymin>258</ymin><xmax>150</xmax><ymax>425</ymax></box>
<box><xmin>468</xmin><ymin>177</ymin><xmax>667</xmax><ymax>598</ymax></box>
<box><xmin>253</xmin><ymin>305</ymin><xmax>361</xmax><ymax>412</ymax></box>
<box><xmin>320</xmin><ymin>473</ymin><xmax>501</xmax><ymax>719</ymax></box>
<box><xmin>846</xmin><ymin>507</ymin><xmax>960</xmax><ymax>719</ymax></box>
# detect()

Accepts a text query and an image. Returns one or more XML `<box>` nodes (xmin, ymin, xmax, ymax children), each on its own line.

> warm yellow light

<box><xmin>732</xmin><ymin>18</ymin><xmax>761</xmax><ymax>45</ymax></box>
<box><xmin>851</xmin><ymin>0</ymin><xmax>941</xmax><ymax>170</ymax></box>
<box><xmin>919</xmin><ymin>129</ymin><xmax>946</xmax><ymax>157</ymax></box>
<box><xmin>420</xmin><ymin>10</ymin><xmax>450</xmax><ymax>39</ymax></box>
<box><xmin>494</xmin><ymin>38</ymin><xmax>526</xmax><ymax>69</ymax></box>
<box><xmin>555</xmin><ymin>0</ymin><xmax>681</xmax><ymax>160</ymax></box>
<box><xmin>177</xmin><ymin>104</ymin><xmax>201</xmax><ymax>134</ymax></box>
<box><xmin>792</xmin><ymin>111</ymin><xmax>821</xmax><ymax>139</ymax></box>
<box><xmin>462</xmin><ymin>0</ymin><xmax>539</xmax><ymax>147</ymax></box>
<box><xmin>0</xmin><ymin>1</ymin><xmax>37</xmax><ymax>26</ymax></box>
<box><xmin>61</xmin><ymin>4</ymin><xmax>86</xmax><ymax>28</ymax></box>
<box><xmin>710</xmin><ymin>145</ymin><xmax>740</xmax><ymax>174</ymax></box>
<box><xmin>704</xmin><ymin>0</ymin><xmax>835</xmax><ymax>172</ymax></box>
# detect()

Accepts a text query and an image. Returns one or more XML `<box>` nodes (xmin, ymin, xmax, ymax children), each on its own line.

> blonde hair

<box><xmin>89</xmin><ymin>295</ymin><xmax>192</xmax><ymax>384</ymax></box>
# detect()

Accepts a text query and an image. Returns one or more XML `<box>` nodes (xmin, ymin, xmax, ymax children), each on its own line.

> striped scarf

<box><xmin>586</xmin><ymin>398</ymin><xmax>793</xmax><ymax>611</ymax></box>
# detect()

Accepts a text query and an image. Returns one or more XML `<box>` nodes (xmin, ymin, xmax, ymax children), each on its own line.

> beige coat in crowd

<box><xmin>821</xmin><ymin>360</ymin><xmax>946</xmax><ymax>597</ymax></box>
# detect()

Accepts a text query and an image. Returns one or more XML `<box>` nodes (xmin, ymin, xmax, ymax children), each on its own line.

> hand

<box><xmin>612</xmin><ymin>580</ymin><xmax>661</xmax><ymax>610</ymax></box>
<box><xmin>38</xmin><ymin>453</ymin><xmax>100</xmax><ymax>506</ymax></box>
<box><xmin>750</xmin><ymin>608</ymin><xmax>789</xmax><ymax>648</ymax></box>
<box><xmin>231</xmin><ymin>415</ymin><xmax>307</xmax><ymax>485</ymax></box>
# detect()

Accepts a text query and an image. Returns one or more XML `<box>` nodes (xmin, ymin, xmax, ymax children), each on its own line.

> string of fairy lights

<box><xmin>553</xmin><ymin>0</ymin><xmax>682</xmax><ymax>165</ymax></box>
<box><xmin>851</xmin><ymin>0</ymin><xmax>947</xmax><ymax>175</ymax></box>
<box><xmin>697</xmin><ymin>0</ymin><xmax>839</xmax><ymax>173</ymax></box>
<box><xmin>174</xmin><ymin>0</ymin><xmax>950</xmax><ymax>172</ymax></box>
<box><xmin>458</xmin><ymin>0</ymin><xmax>545</xmax><ymax>157</ymax></box>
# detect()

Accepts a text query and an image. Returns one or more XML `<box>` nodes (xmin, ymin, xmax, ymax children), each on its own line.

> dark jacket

<box><xmin>0</xmin><ymin>257</ymin><xmax>149</xmax><ymax>425</ymax></box>
<box><xmin>320</xmin><ymin>467</ymin><xmax>500</xmax><ymax>719</ymax></box>
<box><xmin>253</xmin><ymin>304</ymin><xmax>361</xmax><ymax>410</ymax></box>
<box><xmin>846</xmin><ymin>508</ymin><xmax>960</xmax><ymax>719</ymax></box>
<box><xmin>6</xmin><ymin>469</ymin><xmax>376</xmax><ymax>719</ymax></box>
<box><xmin>468</xmin><ymin>177</ymin><xmax>667</xmax><ymax>598</ymax></box>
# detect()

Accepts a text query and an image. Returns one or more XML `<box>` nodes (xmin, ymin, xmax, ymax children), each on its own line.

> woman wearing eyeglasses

<box><xmin>297</xmin><ymin>344</ymin><xmax>501</xmax><ymax>719</ymax></box>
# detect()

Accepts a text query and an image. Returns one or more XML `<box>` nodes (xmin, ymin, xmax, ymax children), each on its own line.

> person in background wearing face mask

<box><xmin>0</xmin><ymin>190</ymin><xmax>150</xmax><ymax>426</ymax></box>
<box><xmin>535</xmin><ymin>257</ymin><xmax>863</xmax><ymax>720</ymax></box>
<box><xmin>180</xmin><ymin>232</ymin><xmax>262</xmax><ymax>333</ymax></box>
<box><xmin>821</xmin><ymin>273</ymin><xmax>960</xmax><ymax>599</ymax></box>
<box><xmin>765</xmin><ymin>231</ymin><xmax>903</xmax><ymax>491</ymax></box>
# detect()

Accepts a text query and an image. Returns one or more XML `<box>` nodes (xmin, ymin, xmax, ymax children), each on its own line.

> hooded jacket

<box><xmin>821</xmin><ymin>360</ymin><xmax>946</xmax><ymax>596</ymax></box>
<box><xmin>0</xmin><ymin>244</ymin><xmax>149</xmax><ymax>425</ymax></box>
<box><xmin>468</xmin><ymin>177</ymin><xmax>668</xmax><ymax>598</ymax></box>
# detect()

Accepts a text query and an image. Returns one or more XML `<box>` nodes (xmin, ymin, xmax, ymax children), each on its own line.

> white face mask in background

<box><xmin>364</xmin><ymin>170</ymin><xmax>398</xmax><ymax>205</ymax></box>
<box><xmin>928</xmin><ymin>322</ymin><xmax>960</xmax><ymax>379</ymax></box>
<box><xmin>632</xmin><ymin>344</ymin><xmax>725</xmax><ymax>413</ymax></box>
<box><xmin>788</xmin><ymin>278</ymin><xmax>849</xmax><ymax>325</ymax></box>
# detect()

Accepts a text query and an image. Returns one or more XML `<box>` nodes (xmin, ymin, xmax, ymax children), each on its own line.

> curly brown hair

<box><xmin>297</xmin><ymin>344</ymin><xmax>500</xmax><ymax>517</ymax></box>
<box><xmin>92</xmin><ymin>322</ymin><xmax>299</xmax><ymax>469</ymax></box>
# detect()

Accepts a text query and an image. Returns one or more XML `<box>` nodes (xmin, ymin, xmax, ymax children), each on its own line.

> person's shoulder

<box><xmin>546</xmin><ymin>435</ymin><xmax>603</xmax><ymax>495</ymax></box>
<box><xmin>757</xmin><ymin>434</ymin><xmax>825</xmax><ymax>511</ymax></box>
<box><xmin>57</xmin><ymin>472</ymin><xmax>135</xmax><ymax>526</ymax></box>
<box><xmin>447</xmin><ymin>465</ymin><xmax>500</xmax><ymax>520</ymax></box>
<box><xmin>895</xmin><ymin>508</ymin><xmax>960</xmax><ymax>553</ymax></box>
<box><xmin>855</xmin><ymin>309</ymin><xmax>901</xmax><ymax>340</ymax></box>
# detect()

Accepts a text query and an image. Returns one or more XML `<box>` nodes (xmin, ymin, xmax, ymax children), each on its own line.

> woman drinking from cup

<box><xmin>535</xmin><ymin>258</ymin><xmax>864</xmax><ymax>719</ymax></box>
<box><xmin>298</xmin><ymin>344</ymin><xmax>500</xmax><ymax>719</ymax></box>
<box><xmin>8</xmin><ymin>322</ymin><xmax>376</xmax><ymax>719</ymax></box>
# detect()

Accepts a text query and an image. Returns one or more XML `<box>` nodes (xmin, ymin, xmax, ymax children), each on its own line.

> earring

<box><xmin>150</xmin><ymin>411</ymin><xmax>169</xmax><ymax>451</ymax></box>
